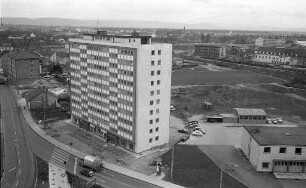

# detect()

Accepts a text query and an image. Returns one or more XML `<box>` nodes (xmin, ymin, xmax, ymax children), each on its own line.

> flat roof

<box><xmin>244</xmin><ymin>126</ymin><xmax>306</xmax><ymax>146</ymax></box>
<box><xmin>195</xmin><ymin>43</ymin><xmax>225</xmax><ymax>47</ymax></box>
<box><xmin>234</xmin><ymin>108</ymin><xmax>267</xmax><ymax>116</ymax></box>
<box><xmin>220</xmin><ymin>114</ymin><xmax>237</xmax><ymax>118</ymax></box>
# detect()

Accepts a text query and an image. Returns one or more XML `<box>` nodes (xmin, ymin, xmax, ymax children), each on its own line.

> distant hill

<box><xmin>2</xmin><ymin>17</ymin><xmax>222</xmax><ymax>30</ymax></box>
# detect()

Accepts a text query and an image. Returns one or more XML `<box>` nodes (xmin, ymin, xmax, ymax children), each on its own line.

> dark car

<box><xmin>178</xmin><ymin>129</ymin><xmax>189</xmax><ymax>134</ymax></box>
<box><xmin>80</xmin><ymin>169</ymin><xmax>94</xmax><ymax>177</ymax></box>
<box><xmin>180</xmin><ymin>136</ymin><xmax>190</xmax><ymax>142</ymax></box>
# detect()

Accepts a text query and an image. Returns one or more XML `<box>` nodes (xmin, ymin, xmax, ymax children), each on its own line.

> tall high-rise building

<box><xmin>69</xmin><ymin>31</ymin><xmax>172</xmax><ymax>153</ymax></box>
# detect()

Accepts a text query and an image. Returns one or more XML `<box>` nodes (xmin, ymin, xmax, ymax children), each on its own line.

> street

<box><xmin>0</xmin><ymin>85</ymin><xmax>162</xmax><ymax>188</ymax></box>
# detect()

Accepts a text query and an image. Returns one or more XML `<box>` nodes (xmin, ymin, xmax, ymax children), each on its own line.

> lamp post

<box><xmin>170</xmin><ymin>136</ymin><xmax>175</xmax><ymax>180</ymax></box>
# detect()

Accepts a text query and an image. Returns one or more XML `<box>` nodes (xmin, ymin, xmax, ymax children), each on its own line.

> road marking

<box><xmin>15</xmin><ymin>131</ymin><xmax>16</xmax><ymax>135</ymax></box>
<box><xmin>18</xmin><ymin>169</ymin><xmax>21</xmax><ymax>175</ymax></box>
<box><xmin>8</xmin><ymin>167</ymin><xmax>16</xmax><ymax>172</ymax></box>
<box><xmin>15</xmin><ymin>179</ymin><xmax>19</xmax><ymax>186</ymax></box>
<box><xmin>18</xmin><ymin>158</ymin><xmax>21</xmax><ymax>164</ymax></box>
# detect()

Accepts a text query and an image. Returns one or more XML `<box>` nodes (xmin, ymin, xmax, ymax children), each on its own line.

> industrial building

<box><xmin>234</xmin><ymin>108</ymin><xmax>267</xmax><ymax>124</ymax></box>
<box><xmin>69</xmin><ymin>31</ymin><xmax>172</xmax><ymax>153</ymax></box>
<box><xmin>255</xmin><ymin>37</ymin><xmax>285</xmax><ymax>47</ymax></box>
<box><xmin>194</xmin><ymin>43</ymin><xmax>227</xmax><ymax>59</ymax></box>
<box><xmin>241</xmin><ymin>126</ymin><xmax>306</xmax><ymax>174</ymax></box>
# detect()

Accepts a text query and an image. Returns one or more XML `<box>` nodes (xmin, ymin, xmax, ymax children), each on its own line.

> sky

<box><xmin>1</xmin><ymin>0</ymin><xmax>306</xmax><ymax>29</ymax></box>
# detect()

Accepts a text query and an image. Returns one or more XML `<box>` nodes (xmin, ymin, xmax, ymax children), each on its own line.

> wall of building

<box><xmin>13</xmin><ymin>59</ymin><xmax>40</xmax><ymax>85</ymax></box>
<box><xmin>134</xmin><ymin>43</ymin><xmax>172</xmax><ymax>153</ymax></box>
<box><xmin>28</xmin><ymin>92</ymin><xmax>57</xmax><ymax>110</ymax></box>
<box><xmin>235</xmin><ymin>112</ymin><xmax>266</xmax><ymax>124</ymax></box>
<box><xmin>256</xmin><ymin>145</ymin><xmax>306</xmax><ymax>172</ymax></box>
<box><xmin>241</xmin><ymin>128</ymin><xmax>260</xmax><ymax>169</ymax></box>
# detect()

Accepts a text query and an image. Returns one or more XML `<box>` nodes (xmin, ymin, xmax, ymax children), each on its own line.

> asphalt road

<box><xmin>0</xmin><ymin>85</ymin><xmax>160</xmax><ymax>188</ymax></box>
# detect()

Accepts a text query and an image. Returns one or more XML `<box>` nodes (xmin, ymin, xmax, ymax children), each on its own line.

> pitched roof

<box><xmin>234</xmin><ymin>108</ymin><xmax>267</xmax><ymax>116</ymax></box>
<box><xmin>8</xmin><ymin>51</ymin><xmax>39</xmax><ymax>60</ymax></box>
<box><xmin>24</xmin><ymin>88</ymin><xmax>45</xmax><ymax>101</ymax></box>
<box><xmin>244</xmin><ymin>126</ymin><xmax>306</xmax><ymax>146</ymax></box>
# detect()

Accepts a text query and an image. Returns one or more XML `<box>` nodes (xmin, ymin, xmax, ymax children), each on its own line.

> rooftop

<box><xmin>8</xmin><ymin>51</ymin><xmax>39</xmax><ymax>60</ymax></box>
<box><xmin>234</xmin><ymin>108</ymin><xmax>267</xmax><ymax>116</ymax></box>
<box><xmin>195</xmin><ymin>43</ymin><xmax>226</xmax><ymax>48</ymax></box>
<box><xmin>244</xmin><ymin>126</ymin><xmax>306</xmax><ymax>146</ymax></box>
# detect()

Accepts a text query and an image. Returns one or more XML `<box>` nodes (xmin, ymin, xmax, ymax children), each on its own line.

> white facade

<box><xmin>252</xmin><ymin>52</ymin><xmax>297</xmax><ymax>65</ymax></box>
<box><xmin>241</xmin><ymin>127</ymin><xmax>306</xmax><ymax>173</ymax></box>
<box><xmin>69</xmin><ymin>33</ymin><xmax>172</xmax><ymax>153</ymax></box>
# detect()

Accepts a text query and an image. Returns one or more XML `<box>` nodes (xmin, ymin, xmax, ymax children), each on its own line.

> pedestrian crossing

<box><xmin>49</xmin><ymin>147</ymin><xmax>70</xmax><ymax>170</ymax></box>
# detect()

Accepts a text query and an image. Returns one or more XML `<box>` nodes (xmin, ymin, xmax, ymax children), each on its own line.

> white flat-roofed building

<box><xmin>241</xmin><ymin>126</ymin><xmax>306</xmax><ymax>174</ymax></box>
<box><xmin>69</xmin><ymin>31</ymin><xmax>172</xmax><ymax>153</ymax></box>
<box><xmin>234</xmin><ymin>108</ymin><xmax>267</xmax><ymax>124</ymax></box>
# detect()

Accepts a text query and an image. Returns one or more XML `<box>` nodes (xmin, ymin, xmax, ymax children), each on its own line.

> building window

<box><xmin>150</xmin><ymin>110</ymin><xmax>153</xmax><ymax>115</ymax></box>
<box><xmin>150</xmin><ymin>129</ymin><xmax>153</xmax><ymax>133</ymax></box>
<box><xmin>151</xmin><ymin>61</ymin><xmax>154</xmax><ymax>66</ymax></box>
<box><xmin>157</xmin><ymin>70</ymin><xmax>161</xmax><ymax>75</ymax></box>
<box><xmin>150</xmin><ymin>91</ymin><xmax>154</xmax><ymax>96</ymax></box>
<box><xmin>158</xmin><ymin>50</ymin><xmax>161</xmax><ymax>55</ymax></box>
<box><xmin>295</xmin><ymin>148</ymin><xmax>302</xmax><ymax>155</ymax></box>
<box><xmin>263</xmin><ymin>147</ymin><xmax>271</xmax><ymax>153</ymax></box>
<box><xmin>156</xmin><ymin>127</ymin><xmax>159</xmax><ymax>132</ymax></box>
<box><xmin>151</xmin><ymin>50</ymin><xmax>155</xmax><ymax>55</ymax></box>
<box><xmin>158</xmin><ymin>60</ymin><xmax>161</xmax><ymax>65</ymax></box>
<box><xmin>156</xmin><ymin>109</ymin><xmax>160</xmax><ymax>114</ymax></box>
<box><xmin>149</xmin><ymin>138</ymin><xmax>152</xmax><ymax>143</ymax></box>
<box><xmin>157</xmin><ymin>80</ymin><xmax>160</xmax><ymax>85</ymax></box>
<box><xmin>151</xmin><ymin>71</ymin><xmax>154</xmax><ymax>76</ymax></box>
<box><xmin>151</xmin><ymin>81</ymin><xmax>154</xmax><ymax>86</ymax></box>
<box><xmin>156</xmin><ymin>99</ymin><xmax>160</xmax><ymax>104</ymax></box>
<box><xmin>156</xmin><ymin>118</ymin><xmax>159</xmax><ymax>123</ymax></box>
<box><xmin>157</xmin><ymin>90</ymin><xmax>160</xmax><ymax>95</ymax></box>
<box><xmin>150</xmin><ymin>100</ymin><xmax>154</xmax><ymax>105</ymax></box>
<box><xmin>262</xmin><ymin>162</ymin><xmax>269</xmax><ymax>169</ymax></box>
<box><xmin>150</xmin><ymin>119</ymin><xmax>153</xmax><ymax>124</ymax></box>
<box><xmin>155</xmin><ymin>136</ymin><xmax>159</xmax><ymax>141</ymax></box>
<box><xmin>279</xmin><ymin>147</ymin><xmax>286</xmax><ymax>154</ymax></box>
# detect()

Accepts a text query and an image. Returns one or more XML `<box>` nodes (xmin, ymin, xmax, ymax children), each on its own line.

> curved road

<box><xmin>0</xmin><ymin>85</ymin><xmax>159</xmax><ymax>188</ymax></box>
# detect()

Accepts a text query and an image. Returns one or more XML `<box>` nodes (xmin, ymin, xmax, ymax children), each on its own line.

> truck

<box><xmin>80</xmin><ymin>155</ymin><xmax>103</xmax><ymax>172</ymax></box>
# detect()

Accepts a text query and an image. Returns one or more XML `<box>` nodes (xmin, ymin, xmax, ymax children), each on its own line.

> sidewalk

<box><xmin>11</xmin><ymin>87</ymin><xmax>184</xmax><ymax>188</ymax></box>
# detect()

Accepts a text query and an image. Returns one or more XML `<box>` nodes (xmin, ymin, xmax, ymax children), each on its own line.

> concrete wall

<box><xmin>256</xmin><ymin>145</ymin><xmax>306</xmax><ymax>172</ymax></box>
<box><xmin>241</xmin><ymin>128</ymin><xmax>260</xmax><ymax>169</ymax></box>
<box><xmin>134</xmin><ymin>43</ymin><xmax>172</xmax><ymax>153</ymax></box>
<box><xmin>15</xmin><ymin>59</ymin><xmax>40</xmax><ymax>85</ymax></box>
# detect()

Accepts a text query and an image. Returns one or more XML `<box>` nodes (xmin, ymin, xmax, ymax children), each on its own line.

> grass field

<box><xmin>172</xmin><ymin>67</ymin><xmax>285</xmax><ymax>86</ymax></box>
<box><xmin>161</xmin><ymin>145</ymin><xmax>247</xmax><ymax>188</ymax></box>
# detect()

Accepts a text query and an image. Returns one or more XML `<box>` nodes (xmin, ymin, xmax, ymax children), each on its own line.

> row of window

<box><xmin>264</xmin><ymin>147</ymin><xmax>302</xmax><ymax>155</ymax></box>
<box><xmin>149</xmin><ymin>127</ymin><xmax>159</xmax><ymax>133</ymax></box>
<box><xmin>150</xmin><ymin>90</ymin><xmax>161</xmax><ymax>96</ymax></box>
<box><xmin>150</xmin><ymin>99</ymin><xmax>160</xmax><ymax>105</ymax></box>
<box><xmin>149</xmin><ymin>118</ymin><xmax>160</xmax><ymax>124</ymax></box>
<box><xmin>151</xmin><ymin>80</ymin><xmax>161</xmax><ymax>86</ymax></box>
<box><xmin>149</xmin><ymin>136</ymin><xmax>159</xmax><ymax>143</ymax></box>
<box><xmin>240</xmin><ymin>115</ymin><xmax>266</xmax><ymax>120</ymax></box>
<box><xmin>150</xmin><ymin>109</ymin><xmax>160</xmax><ymax>115</ymax></box>
<box><xmin>151</xmin><ymin>50</ymin><xmax>162</xmax><ymax>56</ymax></box>
<box><xmin>151</xmin><ymin>70</ymin><xmax>161</xmax><ymax>76</ymax></box>
<box><xmin>151</xmin><ymin>60</ymin><xmax>162</xmax><ymax>66</ymax></box>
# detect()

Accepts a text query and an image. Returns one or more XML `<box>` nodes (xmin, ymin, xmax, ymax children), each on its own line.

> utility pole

<box><xmin>220</xmin><ymin>160</ymin><xmax>224</xmax><ymax>188</ymax></box>
<box><xmin>170</xmin><ymin>136</ymin><xmax>175</xmax><ymax>180</ymax></box>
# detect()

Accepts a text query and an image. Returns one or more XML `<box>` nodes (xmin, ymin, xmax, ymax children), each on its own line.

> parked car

<box><xmin>178</xmin><ymin>129</ymin><xmax>189</xmax><ymax>134</ymax></box>
<box><xmin>272</xmin><ymin>119</ymin><xmax>278</xmax><ymax>124</ymax></box>
<box><xmin>180</xmin><ymin>136</ymin><xmax>190</xmax><ymax>142</ymax></box>
<box><xmin>277</xmin><ymin>118</ymin><xmax>283</xmax><ymax>124</ymax></box>
<box><xmin>266</xmin><ymin>119</ymin><xmax>272</xmax><ymax>124</ymax></box>
<box><xmin>170</xmin><ymin>105</ymin><xmax>176</xmax><ymax>111</ymax></box>
<box><xmin>80</xmin><ymin>169</ymin><xmax>94</xmax><ymax>177</ymax></box>
<box><xmin>188</xmin><ymin>121</ymin><xmax>199</xmax><ymax>128</ymax></box>
<box><xmin>192</xmin><ymin>130</ymin><xmax>203</xmax><ymax>137</ymax></box>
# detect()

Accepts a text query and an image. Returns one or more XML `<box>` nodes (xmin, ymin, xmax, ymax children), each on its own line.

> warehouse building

<box><xmin>194</xmin><ymin>43</ymin><xmax>227</xmax><ymax>59</ymax></box>
<box><xmin>234</xmin><ymin>108</ymin><xmax>267</xmax><ymax>124</ymax></box>
<box><xmin>241</xmin><ymin>126</ymin><xmax>306</xmax><ymax>175</ymax></box>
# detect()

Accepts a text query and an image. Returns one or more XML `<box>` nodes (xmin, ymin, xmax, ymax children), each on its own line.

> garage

<box><xmin>273</xmin><ymin>160</ymin><xmax>306</xmax><ymax>173</ymax></box>
<box><xmin>220</xmin><ymin>114</ymin><xmax>237</xmax><ymax>123</ymax></box>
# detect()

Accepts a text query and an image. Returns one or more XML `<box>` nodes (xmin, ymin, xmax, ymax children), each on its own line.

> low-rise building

<box><xmin>0</xmin><ymin>43</ymin><xmax>13</xmax><ymax>52</ymax></box>
<box><xmin>194</xmin><ymin>43</ymin><xmax>227</xmax><ymax>59</ymax></box>
<box><xmin>241</xmin><ymin>126</ymin><xmax>306</xmax><ymax>174</ymax></box>
<box><xmin>0</xmin><ymin>51</ymin><xmax>40</xmax><ymax>85</ymax></box>
<box><xmin>255</xmin><ymin>37</ymin><xmax>285</xmax><ymax>47</ymax></box>
<box><xmin>234</xmin><ymin>108</ymin><xmax>267</xmax><ymax>124</ymax></box>
<box><xmin>252</xmin><ymin>47</ymin><xmax>306</xmax><ymax>66</ymax></box>
<box><xmin>50</xmin><ymin>52</ymin><xmax>70</xmax><ymax>65</ymax></box>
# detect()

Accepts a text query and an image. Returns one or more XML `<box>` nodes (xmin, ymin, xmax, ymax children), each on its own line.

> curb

<box><xmin>10</xmin><ymin>86</ymin><xmax>184</xmax><ymax>188</ymax></box>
